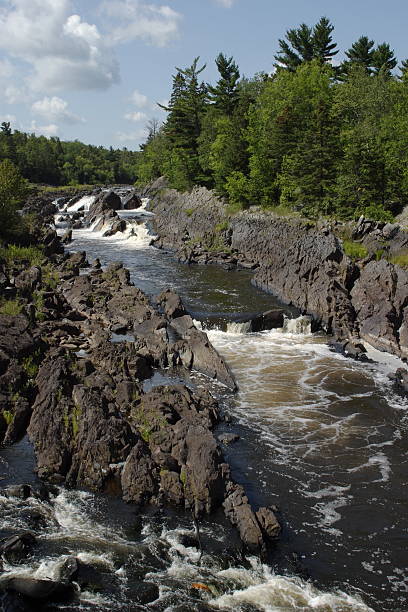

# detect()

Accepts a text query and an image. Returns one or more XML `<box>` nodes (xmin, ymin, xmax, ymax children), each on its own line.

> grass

<box><xmin>343</xmin><ymin>240</ymin><xmax>368</xmax><ymax>260</ymax></box>
<box><xmin>185</xmin><ymin>208</ymin><xmax>194</xmax><ymax>217</ymax></box>
<box><xmin>38</xmin><ymin>184</ymin><xmax>97</xmax><ymax>193</ymax></box>
<box><xmin>215</xmin><ymin>221</ymin><xmax>229</xmax><ymax>233</ymax></box>
<box><xmin>0</xmin><ymin>244</ymin><xmax>43</xmax><ymax>267</ymax></box>
<box><xmin>388</xmin><ymin>253</ymin><xmax>408</xmax><ymax>269</ymax></box>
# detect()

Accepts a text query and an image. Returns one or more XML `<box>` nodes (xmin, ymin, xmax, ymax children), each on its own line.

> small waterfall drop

<box><xmin>283</xmin><ymin>314</ymin><xmax>312</xmax><ymax>335</ymax></box>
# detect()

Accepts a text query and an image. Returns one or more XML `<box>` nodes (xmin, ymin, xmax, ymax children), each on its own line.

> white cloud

<box><xmin>214</xmin><ymin>0</ymin><xmax>235</xmax><ymax>6</ymax></box>
<box><xmin>124</xmin><ymin>111</ymin><xmax>148</xmax><ymax>122</ymax></box>
<box><xmin>130</xmin><ymin>89</ymin><xmax>149</xmax><ymax>108</ymax></box>
<box><xmin>29</xmin><ymin>120</ymin><xmax>59</xmax><ymax>137</ymax></box>
<box><xmin>0</xmin><ymin>0</ymin><xmax>119</xmax><ymax>92</ymax></box>
<box><xmin>0</xmin><ymin>59</ymin><xmax>13</xmax><ymax>79</ymax></box>
<box><xmin>32</xmin><ymin>96</ymin><xmax>84</xmax><ymax>124</ymax></box>
<box><xmin>0</xmin><ymin>114</ymin><xmax>17</xmax><ymax>124</ymax></box>
<box><xmin>100</xmin><ymin>0</ymin><xmax>181</xmax><ymax>47</ymax></box>
<box><xmin>116</xmin><ymin>128</ymin><xmax>146</xmax><ymax>143</ymax></box>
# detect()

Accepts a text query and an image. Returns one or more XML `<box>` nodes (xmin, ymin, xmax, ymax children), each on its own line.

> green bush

<box><xmin>0</xmin><ymin>298</ymin><xmax>23</xmax><ymax>315</ymax></box>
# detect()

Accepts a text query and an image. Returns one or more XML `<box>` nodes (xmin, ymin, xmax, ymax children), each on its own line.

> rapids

<box><xmin>1</xmin><ymin>195</ymin><xmax>407</xmax><ymax>611</ymax></box>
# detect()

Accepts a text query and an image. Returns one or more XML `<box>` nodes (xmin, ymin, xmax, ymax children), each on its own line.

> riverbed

<box><xmin>1</xmin><ymin>202</ymin><xmax>407</xmax><ymax>611</ymax></box>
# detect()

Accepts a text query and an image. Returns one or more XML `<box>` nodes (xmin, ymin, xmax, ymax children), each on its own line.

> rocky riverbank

<box><xmin>0</xmin><ymin>203</ymin><xmax>281</xmax><ymax>608</ymax></box>
<box><xmin>145</xmin><ymin>181</ymin><xmax>408</xmax><ymax>363</ymax></box>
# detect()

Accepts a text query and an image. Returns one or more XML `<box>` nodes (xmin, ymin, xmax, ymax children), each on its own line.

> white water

<box><xmin>66</xmin><ymin>194</ymin><xmax>97</xmax><ymax>213</ymax></box>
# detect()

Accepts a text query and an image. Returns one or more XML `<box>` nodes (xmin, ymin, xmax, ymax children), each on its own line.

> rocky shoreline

<box><xmin>0</xmin><ymin>197</ymin><xmax>280</xmax><ymax>608</ymax></box>
<box><xmin>145</xmin><ymin>180</ymin><xmax>408</xmax><ymax>364</ymax></box>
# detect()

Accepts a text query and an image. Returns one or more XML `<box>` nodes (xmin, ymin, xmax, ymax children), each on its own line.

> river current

<box><xmin>1</xmin><ymin>199</ymin><xmax>407</xmax><ymax>611</ymax></box>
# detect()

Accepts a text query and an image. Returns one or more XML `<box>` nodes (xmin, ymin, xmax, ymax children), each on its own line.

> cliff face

<box><xmin>148</xmin><ymin>184</ymin><xmax>408</xmax><ymax>360</ymax></box>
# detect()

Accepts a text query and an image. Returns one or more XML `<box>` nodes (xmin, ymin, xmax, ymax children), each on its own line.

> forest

<box><xmin>0</xmin><ymin>123</ymin><xmax>140</xmax><ymax>187</ymax></box>
<box><xmin>137</xmin><ymin>17</ymin><xmax>408</xmax><ymax>221</ymax></box>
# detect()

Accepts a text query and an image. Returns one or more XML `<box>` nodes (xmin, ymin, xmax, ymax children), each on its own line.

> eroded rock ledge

<box><xmin>0</xmin><ymin>230</ymin><xmax>279</xmax><ymax>559</ymax></box>
<box><xmin>147</xmin><ymin>182</ymin><xmax>408</xmax><ymax>361</ymax></box>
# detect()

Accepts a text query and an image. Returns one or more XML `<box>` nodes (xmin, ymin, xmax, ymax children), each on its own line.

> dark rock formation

<box><xmin>351</xmin><ymin>260</ymin><xmax>408</xmax><ymax>359</ymax></box>
<box><xmin>122</xmin><ymin>191</ymin><xmax>142</xmax><ymax>210</ymax></box>
<box><xmin>149</xmin><ymin>185</ymin><xmax>408</xmax><ymax>359</ymax></box>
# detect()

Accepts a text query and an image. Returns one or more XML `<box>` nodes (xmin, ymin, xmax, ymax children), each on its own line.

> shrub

<box><xmin>0</xmin><ymin>298</ymin><xmax>23</xmax><ymax>315</ymax></box>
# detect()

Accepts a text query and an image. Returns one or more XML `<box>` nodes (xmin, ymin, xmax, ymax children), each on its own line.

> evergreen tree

<box><xmin>372</xmin><ymin>43</ymin><xmax>397</xmax><ymax>76</ymax></box>
<box><xmin>208</xmin><ymin>53</ymin><xmax>240</xmax><ymax>115</ymax></box>
<box><xmin>342</xmin><ymin>36</ymin><xmax>375</xmax><ymax>74</ymax></box>
<box><xmin>311</xmin><ymin>17</ymin><xmax>338</xmax><ymax>64</ymax></box>
<box><xmin>274</xmin><ymin>17</ymin><xmax>337</xmax><ymax>71</ymax></box>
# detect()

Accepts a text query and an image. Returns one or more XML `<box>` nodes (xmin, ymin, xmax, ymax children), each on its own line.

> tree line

<box><xmin>0</xmin><ymin>123</ymin><xmax>140</xmax><ymax>186</ymax></box>
<box><xmin>136</xmin><ymin>17</ymin><xmax>408</xmax><ymax>221</ymax></box>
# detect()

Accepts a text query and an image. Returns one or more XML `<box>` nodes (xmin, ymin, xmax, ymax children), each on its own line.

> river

<box><xmin>1</xmin><ymin>200</ymin><xmax>407</xmax><ymax>611</ymax></box>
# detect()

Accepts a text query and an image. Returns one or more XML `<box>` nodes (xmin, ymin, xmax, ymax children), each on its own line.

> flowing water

<box><xmin>1</xmin><ymin>196</ymin><xmax>407</xmax><ymax>611</ymax></box>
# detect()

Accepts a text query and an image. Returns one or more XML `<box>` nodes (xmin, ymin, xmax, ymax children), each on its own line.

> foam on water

<box><xmin>66</xmin><ymin>194</ymin><xmax>96</xmax><ymax>213</ymax></box>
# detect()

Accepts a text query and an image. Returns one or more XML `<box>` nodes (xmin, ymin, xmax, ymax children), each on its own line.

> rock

<box><xmin>0</xmin><ymin>577</ymin><xmax>75</xmax><ymax>602</ymax></box>
<box><xmin>244</xmin><ymin>309</ymin><xmax>285</xmax><ymax>332</ymax></box>
<box><xmin>3</xmin><ymin>485</ymin><xmax>32</xmax><ymax>500</ymax></box>
<box><xmin>56</xmin><ymin>557</ymin><xmax>78</xmax><ymax>583</ymax></box>
<box><xmin>61</xmin><ymin>229</ymin><xmax>72</xmax><ymax>244</ymax></box>
<box><xmin>133</xmin><ymin>581</ymin><xmax>159</xmax><ymax>604</ymax></box>
<box><xmin>92</xmin><ymin>258</ymin><xmax>101</xmax><ymax>269</ymax></box>
<box><xmin>388</xmin><ymin>368</ymin><xmax>408</xmax><ymax>393</ymax></box>
<box><xmin>88</xmin><ymin>190</ymin><xmax>121</xmax><ymax>217</ymax></box>
<box><xmin>255</xmin><ymin>507</ymin><xmax>281</xmax><ymax>540</ymax></box>
<box><xmin>1</xmin><ymin>533</ymin><xmax>36</xmax><ymax>564</ymax></box>
<box><xmin>14</xmin><ymin>267</ymin><xmax>41</xmax><ymax>295</ymax></box>
<box><xmin>121</xmin><ymin>440</ymin><xmax>158</xmax><ymax>505</ymax></box>
<box><xmin>223</xmin><ymin>483</ymin><xmax>265</xmax><ymax>556</ymax></box>
<box><xmin>351</xmin><ymin>260</ymin><xmax>408</xmax><ymax>359</ymax></box>
<box><xmin>217</xmin><ymin>433</ymin><xmax>239</xmax><ymax>445</ymax></box>
<box><xmin>156</xmin><ymin>289</ymin><xmax>187</xmax><ymax>319</ymax></box>
<box><xmin>122</xmin><ymin>192</ymin><xmax>142</xmax><ymax>210</ymax></box>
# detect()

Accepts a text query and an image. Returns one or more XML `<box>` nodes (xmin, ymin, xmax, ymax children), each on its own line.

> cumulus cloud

<box><xmin>100</xmin><ymin>0</ymin><xmax>181</xmax><ymax>47</ymax></box>
<box><xmin>0</xmin><ymin>0</ymin><xmax>119</xmax><ymax>92</ymax></box>
<box><xmin>0</xmin><ymin>114</ymin><xmax>17</xmax><ymax>124</ymax></box>
<box><xmin>116</xmin><ymin>128</ymin><xmax>146</xmax><ymax>143</ymax></box>
<box><xmin>32</xmin><ymin>96</ymin><xmax>84</xmax><ymax>124</ymax></box>
<box><xmin>130</xmin><ymin>89</ymin><xmax>149</xmax><ymax>108</ymax></box>
<box><xmin>124</xmin><ymin>111</ymin><xmax>148</xmax><ymax>122</ymax></box>
<box><xmin>29</xmin><ymin>120</ymin><xmax>59</xmax><ymax>137</ymax></box>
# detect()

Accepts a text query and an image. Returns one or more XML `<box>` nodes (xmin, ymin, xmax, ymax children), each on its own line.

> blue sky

<box><xmin>0</xmin><ymin>0</ymin><xmax>407</xmax><ymax>149</ymax></box>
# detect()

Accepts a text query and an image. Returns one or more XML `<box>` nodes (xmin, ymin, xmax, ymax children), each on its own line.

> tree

<box><xmin>274</xmin><ymin>17</ymin><xmax>337</xmax><ymax>71</ymax></box>
<box><xmin>208</xmin><ymin>53</ymin><xmax>240</xmax><ymax>115</ymax></box>
<box><xmin>399</xmin><ymin>59</ymin><xmax>408</xmax><ymax>79</ymax></box>
<box><xmin>160</xmin><ymin>58</ymin><xmax>208</xmax><ymax>189</ymax></box>
<box><xmin>342</xmin><ymin>36</ymin><xmax>375</xmax><ymax>74</ymax></box>
<box><xmin>372</xmin><ymin>43</ymin><xmax>397</xmax><ymax>76</ymax></box>
<box><xmin>0</xmin><ymin>159</ymin><xmax>29</xmax><ymax>239</ymax></box>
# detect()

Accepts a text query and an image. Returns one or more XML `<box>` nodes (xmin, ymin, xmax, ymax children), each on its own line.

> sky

<box><xmin>0</xmin><ymin>0</ymin><xmax>407</xmax><ymax>150</ymax></box>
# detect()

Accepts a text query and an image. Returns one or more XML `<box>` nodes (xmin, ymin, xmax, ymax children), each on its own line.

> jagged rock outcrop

<box><xmin>149</xmin><ymin>185</ymin><xmax>408</xmax><ymax>358</ymax></box>
<box><xmin>351</xmin><ymin>260</ymin><xmax>408</xmax><ymax>358</ymax></box>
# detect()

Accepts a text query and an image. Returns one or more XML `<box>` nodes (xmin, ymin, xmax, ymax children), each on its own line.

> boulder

<box><xmin>1</xmin><ymin>533</ymin><xmax>36</xmax><ymax>564</ymax></box>
<box><xmin>88</xmin><ymin>190</ymin><xmax>121</xmax><ymax>216</ymax></box>
<box><xmin>156</xmin><ymin>289</ymin><xmax>187</xmax><ymax>319</ymax></box>
<box><xmin>122</xmin><ymin>192</ymin><xmax>142</xmax><ymax>210</ymax></box>
<box><xmin>0</xmin><ymin>577</ymin><xmax>75</xmax><ymax>602</ymax></box>
<box><xmin>223</xmin><ymin>483</ymin><xmax>265</xmax><ymax>555</ymax></box>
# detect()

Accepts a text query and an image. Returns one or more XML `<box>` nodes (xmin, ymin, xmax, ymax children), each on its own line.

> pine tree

<box><xmin>399</xmin><ymin>59</ymin><xmax>408</xmax><ymax>79</ymax></box>
<box><xmin>208</xmin><ymin>53</ymin><xmax>240</xmax><ymax>115</ymax></box>
<box><xmin>343</xmin><ymin>36</ymin><xmax>375</xmax><ymax>73</ymax></box>
<box><xmin>372</xmin><ymin>43</ymin><xmax>397</xmax><ymax>76</ymax></box>
<box><xmin>274</xmin><ymin>17</ymin><xmax>337</xmax><ymax>71</ymax></box>
<box><xmin>311</xmin><ymin>17</ymin><xmax>338</xmax><ymax>64</ymax></box>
